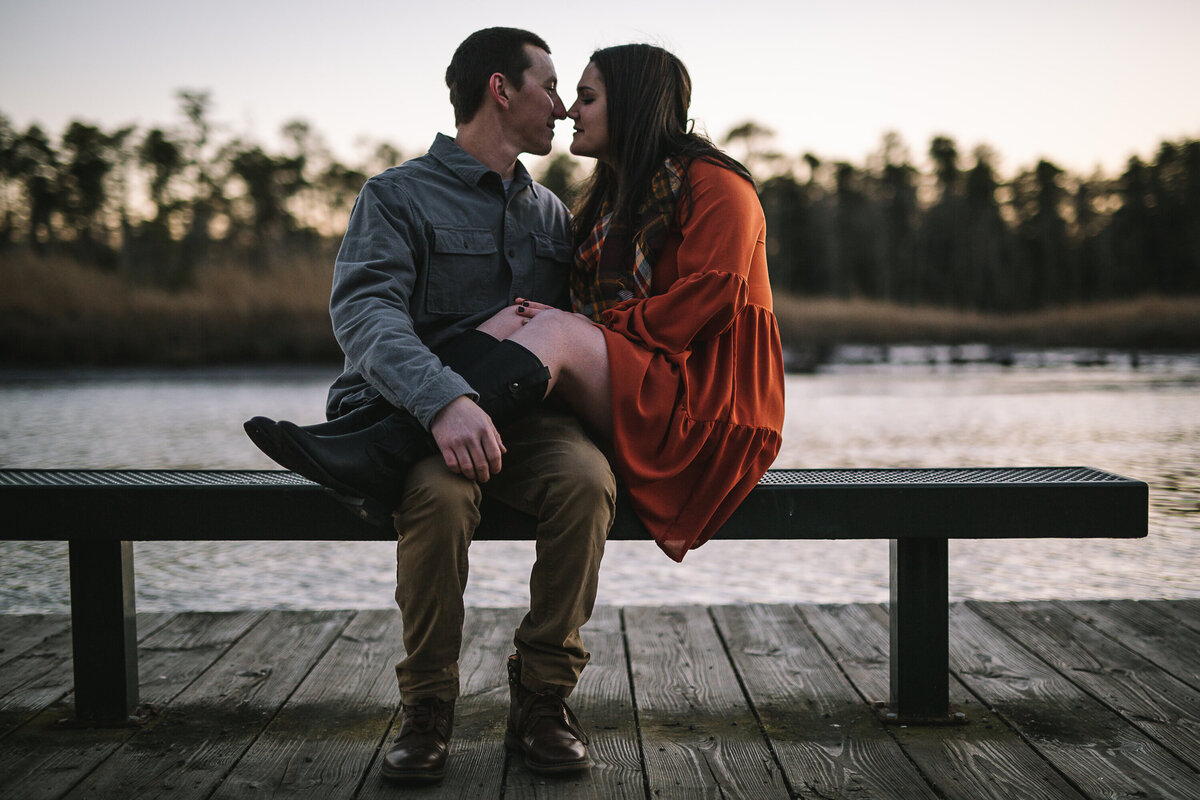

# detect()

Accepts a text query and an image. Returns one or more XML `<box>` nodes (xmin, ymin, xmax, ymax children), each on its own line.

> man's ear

<box><xmin>488</xmin><ymin>72</ymin><xmax>510</xmax><ymax>110</ymax></box>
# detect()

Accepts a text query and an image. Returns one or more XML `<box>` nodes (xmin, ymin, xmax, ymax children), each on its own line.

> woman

<box><xmin>514</xmin><ymin>44</ymin><xmax>784</xmax><ymax>560</ymax></box>
<box><xmin>249</xmin><ymin>44</ymin><xmax>784</xmax><ymax>561</ymax></box>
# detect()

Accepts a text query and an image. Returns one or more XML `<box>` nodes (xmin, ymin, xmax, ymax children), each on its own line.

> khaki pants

<box><xmin>392</xmin><ymin>409</ymin><xmax>615</xmax><ymax>704</ymax></box>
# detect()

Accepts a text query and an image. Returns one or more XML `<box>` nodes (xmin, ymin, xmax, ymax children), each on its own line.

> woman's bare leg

<box><xmin>501</xmin><ymin>310</ymin><xmax>613</xmax><ymax>439</ymax></box>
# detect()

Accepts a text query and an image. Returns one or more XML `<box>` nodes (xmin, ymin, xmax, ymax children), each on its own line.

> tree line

<box><xmin>723</xmin><ymin>125</ymin><xmax>1199</xmax><ymax>310</ymax></box>
<box><xmin>2</xmin><ymin>92</ymin><xmax>1197</xmax><ymax>309</ymax></box>
<box><xmin>0</xmin><ymin>90</ymin><xmax>400</xmax><ymax>288</ymax></box>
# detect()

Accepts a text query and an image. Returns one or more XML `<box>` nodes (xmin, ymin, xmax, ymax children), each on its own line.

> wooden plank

<box><xmin>0</xmin><ymin>623</ymin><xmax>76</xmax><ymax>737</ymax></box>
<box><xmin>61</xmin><ymin>609</ymin><xmax>352</xmax><ymax>800</ymax></box>
<box><xmin>136</xmin><ymin>611</ymin><xmax>267</xmax><ymax>704</ymax></box>
<box><xmin>800</xmin><ymin>603</ymin><xmax>1085</xmax><ymax>800</ymax></box>
<box><xmin>0</xmin><ymin>712</ymin><xmax>134</xmax><ymax>800</ymax></box>
<box><xmin>208</xmin><ymin>609</ymin><xmax>404</xmax><ymax>799</ymax></box>
<box><xmin>1062</xmin><ymin>599</ymin><xmax>1200</xmax><ymax>690</ymax></box>
<box><xmin>713</xmin><ymin>603</ymin><xmax>938</xmax><ymax>800</ymax></box>
<box><xmin>355</xmin><ymin>606</ymin><xmax>522</xmax><ymax>800</ymax></box>
<box><xmin>972</xmin><ymin>600</ymin><xmax>1200</xmax><ymax>772</ymax></box>
<box><xmin>503</xmin><ymin>605</ymin><xmax>643</xmax><ymax>800</ymax></box>
<box><xmin>624</xmin><ymin>604</ymin><xmax>789</xmax><ymax>800</ymax></box>
<box><xmin>6</xmin><ymin>599</ymin><xmax>1198</xmax><ymax>800</ymax></box>
<box><xmin>0</xmin><ymin>610</ymin><xmax>263</xmax><ymax>800</ymax></box>
<box><xmin>0</xmin><ymin>612</ymin><xmax>173</xmax><ymax>738</ymax></box>
<box><xmin>1146</xmin><ymin>598</ymin><xmax>1200</xmax><ymax>634</ymax></box>
<box><xmin>0</xmin><ymin>614</ymin><xmax>69</xmax><ymax>670</ymax></box>
<box><xmin>947</xmin><ymin>602</ymin><xmax>1200</xmax><ymax>799</ymax></box>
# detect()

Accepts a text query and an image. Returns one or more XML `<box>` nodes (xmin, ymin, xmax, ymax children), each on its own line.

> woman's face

<box><xmin>567</xmin><ymin>62</ymin><xmax>609</xmax><ymax>162</ymax></box>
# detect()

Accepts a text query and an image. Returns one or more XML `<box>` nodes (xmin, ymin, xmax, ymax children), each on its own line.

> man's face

<box><xmin>506</xmin><ymin>44</ymin><xmax>566</xmax><ymax>156</ymax></box>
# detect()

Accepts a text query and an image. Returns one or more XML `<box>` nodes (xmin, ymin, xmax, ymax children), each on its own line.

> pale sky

<box><xmin>2</xmin><ymin>0</ymin><xmax>1198</xmax><ymax>177</ymax></box>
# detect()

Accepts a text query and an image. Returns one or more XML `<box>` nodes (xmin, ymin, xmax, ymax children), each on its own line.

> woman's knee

<box><xmin>524</xmin><ymin>308</ymin><xmax>600</xmax><ymax>350</ymax></box>
<box><xmin>520</xmin><ymin>312</ymin><xmax>606</xmax><ymax>389</ymax></box>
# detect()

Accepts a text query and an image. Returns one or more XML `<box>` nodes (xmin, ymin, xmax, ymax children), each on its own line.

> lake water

<box><xmin>1</xmin><ymin>349</ymin><xmax>1197</xmax><ymax>613</ymax></box>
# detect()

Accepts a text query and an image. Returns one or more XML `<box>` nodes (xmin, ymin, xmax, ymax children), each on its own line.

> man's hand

<box><xmin>430</xmin><ymin>396</ymin><xmax>505</xmax><ymax>482</ymax></box>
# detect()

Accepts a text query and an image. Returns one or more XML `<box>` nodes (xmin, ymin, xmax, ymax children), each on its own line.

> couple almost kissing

<box><xmin>245</xmin><ymin>26</ymin><xmax>784</xmax><ymax>783</ymax></box>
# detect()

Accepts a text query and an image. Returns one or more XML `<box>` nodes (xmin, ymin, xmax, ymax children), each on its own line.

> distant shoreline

<box><xmin>773</xmin><ymin>293</ymin><xmax>1200</xmax><ymax>371</ymax></box>
<box><xmin>3</xmin><ymin>255</ymin><xmax>1198</xmax><ymax>368</ymax></box>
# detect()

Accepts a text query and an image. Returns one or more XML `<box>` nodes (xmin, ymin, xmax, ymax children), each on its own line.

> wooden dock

<box><xmin>2</xmin><ymin>600</ymin><xmax>1199</xmax><ymax>799</ymax></box>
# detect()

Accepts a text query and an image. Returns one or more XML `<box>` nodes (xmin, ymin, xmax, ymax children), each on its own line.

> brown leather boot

<box><xmin>380</xmin><ymin>697</ymin><xmax>454</xmax><ymax>783</ymax></box>
<box><xmin>505</xmin><ymin>653</ymin><xmax>591</xmax><ymax>773</ymax></box>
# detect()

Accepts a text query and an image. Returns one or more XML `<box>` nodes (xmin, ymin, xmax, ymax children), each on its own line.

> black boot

<box><xmin>273</xmin><ymin>339</ymin><xmax>550</xmax><ymax>524</ymax></box>
<box><xmin>244</xmin><ymin>398</ymin><xmax>394</xmax><ymax>475</ymax></box>
<box><xmin>244</xmin><ymin>330</ymin><xmax>501</xmax><ymax>483</ymax></box>
<box><xmin>433</xmin><ymin>328</ymin><xmax>503</xmax><ymax>374</ymax></box>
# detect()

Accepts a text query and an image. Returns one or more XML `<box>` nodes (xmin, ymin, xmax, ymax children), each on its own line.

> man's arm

<box><xmin>330</xmin><ymin>177</ymin><xmax>503</xmax><ymax>481</ymax></box>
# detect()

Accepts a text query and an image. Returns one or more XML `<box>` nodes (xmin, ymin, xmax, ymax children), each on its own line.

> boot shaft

<box><xmin>459</xmin><ymin>340</ymin><xmax>551</xmax><ymax>429</ymax></box>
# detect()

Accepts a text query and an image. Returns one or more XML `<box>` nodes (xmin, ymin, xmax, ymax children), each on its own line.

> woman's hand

<box><xmin>514</xmin><ymin>298</ymin><xmax>593</xmax><ymax>325</ymax></box>
<box><xmin>475</xmin><ymin>304</ymin><xmax>529</xmax><ymax>340</ymax></box>
<box><xmin>476</xmin><ymin>300</ymin><xmax>588</xmax><ymax>339</ymax></box>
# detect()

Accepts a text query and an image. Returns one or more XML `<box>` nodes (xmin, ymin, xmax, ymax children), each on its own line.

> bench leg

<box><xmin>68</xmin><ymin>540</ymin><xmax>138</xmax><ymax>723</ymax></box>
<box><xmin>886</xmin><ymin>537</ymin><xmax>958</xmax><ymax>723</ymax></box>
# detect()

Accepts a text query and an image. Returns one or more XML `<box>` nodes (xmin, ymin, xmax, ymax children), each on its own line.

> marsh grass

<box><xmin>1</xmin><ymin>251</ymin><xmax>340</xmax><ymax>364</ymax></box>
<box><xmin>2</xmin><ymin>251</ymin><xmax>1197</xmax><ymax>365</ymax></box>
<box><xmin>773</xmin><ymin>293</ymin><xmax>1200</xmax><ymax>352</ymax></box>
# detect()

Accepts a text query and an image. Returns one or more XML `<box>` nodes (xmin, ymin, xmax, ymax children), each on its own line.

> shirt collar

<box><xmin>429</xmin><ymin>133</ymin><xmax>537</xmax><ymax>198</ymax></box>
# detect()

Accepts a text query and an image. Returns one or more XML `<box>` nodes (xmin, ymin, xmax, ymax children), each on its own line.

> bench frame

<box><xmin>0</xmin><ymin>467</ymin><xmax>1148</xmax><ymax>726</ymax></box>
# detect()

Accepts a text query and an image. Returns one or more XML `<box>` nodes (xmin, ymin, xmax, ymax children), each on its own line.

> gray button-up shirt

<box><xmin>326</xmin><ymin>134</ymin><xmax>573</xmax><ymax>428</ymax></box>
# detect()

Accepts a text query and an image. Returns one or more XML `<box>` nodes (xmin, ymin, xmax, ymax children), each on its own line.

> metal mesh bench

<box><xmin>0</xmin><ymin>466</ymin><xmax>1147</xmax><ymax>725</ymax></box>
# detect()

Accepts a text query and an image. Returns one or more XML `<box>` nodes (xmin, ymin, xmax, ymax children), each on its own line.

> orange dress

<box><xmin>599</xmin><ymin>159</ymin><xmax>786</xmax><ymax>561</ymax></box>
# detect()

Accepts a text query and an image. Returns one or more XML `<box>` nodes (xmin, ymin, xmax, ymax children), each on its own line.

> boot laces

<box><xmin>521</xmin><ymin>690</ymin><xmax>590</xmax><ymax>745</ymax></box>
<box><xmin>400</xmin><ymin>698</ymin><xmax>442</xmax><ymax>736</ymax></box>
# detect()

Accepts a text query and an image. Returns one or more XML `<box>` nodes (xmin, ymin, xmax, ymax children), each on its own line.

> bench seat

<box><xmin>0</xmin><ymin>466</ymin><xmax>1147</xmax><ymax>725</ymax></box>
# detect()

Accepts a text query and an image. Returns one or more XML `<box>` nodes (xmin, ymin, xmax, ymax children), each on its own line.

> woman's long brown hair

<box><xmin>571</xmin><ymin>44</ymin><xmax>752</xmax><ymax>248</ymax></box>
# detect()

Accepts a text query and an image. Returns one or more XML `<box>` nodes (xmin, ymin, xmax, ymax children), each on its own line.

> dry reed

<box><xmin>2</xmin><ymin>251</ymin><xmax>1197</xmax><ymax>365</ymax></box>
<box><xmin>1</xmin><ymin>252</ymin><xmax>339</xmax><ymax>364</ymax></box>
<box><xmin>773</xmin><ymin>293</ymin><xmax>1200</xmax><ymax>351</ymax></box>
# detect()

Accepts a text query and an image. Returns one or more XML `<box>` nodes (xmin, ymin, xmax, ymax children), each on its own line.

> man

<box><xmin>323</xmin><ymin>29</ymin><xmax>614</xmax><ymax>783</ymax></box>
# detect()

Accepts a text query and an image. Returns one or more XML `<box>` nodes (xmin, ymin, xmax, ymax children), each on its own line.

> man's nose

<box><xmin>552</xmin><ymin>93</ymin><xmax>567</xmax><ymax>119</ymax></box>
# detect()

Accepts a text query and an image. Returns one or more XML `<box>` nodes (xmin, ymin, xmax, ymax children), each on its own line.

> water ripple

<box><xmin>2</xmin><ymin>359</ymin><xmax>1197</xmax><ymax>611</ymax></box>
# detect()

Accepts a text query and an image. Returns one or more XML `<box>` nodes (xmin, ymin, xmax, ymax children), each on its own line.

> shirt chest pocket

<box><xmin>527</xmin><ymin>232</ymin><xmax>573</xmax><ymax>304</ymax></box>
<box><xmin>426</xmin><ymin>226</ymin><xmax>501</xmax><ymax>315</ymax></box>
<box><xmin>532</xmin><ymin>232</ymin><xmax>572</xmax><ymax>266</ymax></box>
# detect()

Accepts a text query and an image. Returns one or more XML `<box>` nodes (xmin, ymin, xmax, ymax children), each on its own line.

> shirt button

<box><xmin>507</xmin><ymin>249</ymin><xmax>516</xmax><ymax>258</ymax></box>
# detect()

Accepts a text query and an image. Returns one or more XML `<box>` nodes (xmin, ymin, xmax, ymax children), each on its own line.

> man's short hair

<box><xmin>445</xmin><ymin>27</ymin><xmax>551</xmax><ymax>126</ymax></box>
